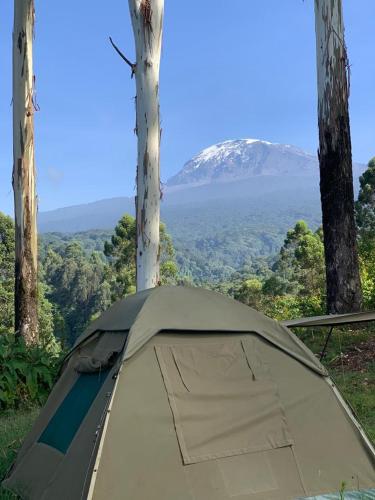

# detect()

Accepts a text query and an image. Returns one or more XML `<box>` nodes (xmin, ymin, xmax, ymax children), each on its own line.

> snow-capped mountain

<box><xmin>38</xmin><ymin>139</ymin><xmax>365</xmax><ymax>235</ymax></box>
<box><xmin>167</xmin><ymin>139</ymin><xmax>319</xmax><ymax>187</ymax></box>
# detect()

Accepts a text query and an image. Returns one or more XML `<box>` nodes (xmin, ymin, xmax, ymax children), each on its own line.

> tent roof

<box><xmin>73</xmin><ymin>286</ymin><xmax>327</xmax><ymax>375</ymax></box>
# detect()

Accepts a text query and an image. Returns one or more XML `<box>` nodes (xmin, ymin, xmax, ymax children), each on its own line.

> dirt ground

<box><xmin>330</xmin><ymin>337</ymin><xmax>375</xmax><ymax>372</ymax></box>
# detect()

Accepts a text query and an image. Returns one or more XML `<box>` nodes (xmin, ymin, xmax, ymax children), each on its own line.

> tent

<box><xmin>3</xmin><ymin>286</ymin><xmax>375</xmax><ymax>499</ymax></box>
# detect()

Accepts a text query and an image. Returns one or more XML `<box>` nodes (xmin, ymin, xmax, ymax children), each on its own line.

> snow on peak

<box><xmin>245</xmin><ymin>138</ymin><xmax>271</xmax><ymax>145</ymax></box>
<box><xmin>193</xmin><ymin>138</ymin><xmax>271</xmax><ymax>166</ymax></box>
<box><xmin>166</xmin><ymin>138</ymin><xmax>321</xmax><ymax>187</ymax></box>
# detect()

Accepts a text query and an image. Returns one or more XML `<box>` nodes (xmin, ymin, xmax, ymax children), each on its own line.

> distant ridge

<box><xmin>38</xmin><ymin>139</ymin><xmax>365</xmax><ymax>234</ymax></box>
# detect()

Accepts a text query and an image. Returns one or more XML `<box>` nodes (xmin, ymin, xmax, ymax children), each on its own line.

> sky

<box><xmin>0</xmin><ymin>0</ymin><xmax>374</xmax><ymax>214</ymax></box>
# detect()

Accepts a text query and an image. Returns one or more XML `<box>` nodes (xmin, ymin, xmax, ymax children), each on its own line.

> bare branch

<box><xmin>109</xmin><ymin>36</ymin><xmax>136</xmax><ymax>76</ymax></box>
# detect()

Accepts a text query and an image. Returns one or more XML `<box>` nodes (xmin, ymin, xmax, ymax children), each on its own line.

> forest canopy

<box><xmin>1</xmin><ymin>157</ymin><xmax>375</xmax><ymax>347</ymax></box>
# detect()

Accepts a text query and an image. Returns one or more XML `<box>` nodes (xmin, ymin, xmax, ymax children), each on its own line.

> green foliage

<box><xmin>259</xmin><ymin>294</ymin><xmax>324</xmax><ymax>321</ymax></box>
<box><xmin>167</xmin><ymin>187</ymin><xmax>321</xmax><ymax>284</ymax></box>
<box><xmin>354</xmin><ymin>156</ymin><xmax>375</xmax><ymax>310</ymax></box>
<box><xmin>39</xmin><ymin>202</ymin><xmax>321</xmax><ymax>286</ymax></box>
<box><xmin>0</xmin><ymin>335</ymin><xmax>62</xmax><ymax>410</ymax></box>
<box><xmin>207</xmin><ymin>220</ymin><xmax>326</xmax><ymax>320</ymax></box>
<box><xmin>104</xmin><ymin>215</ymin><xmax>137</xmax><ymax>299</ymax></box>
<box><xmin>0</xmin><ymin>407</ymin><xmax>40</xmax><ymax>498</ymax></box>
<box><xmin>40</xmin><ymin>229</ymin><xmax>111</xmax><ymax>258</ymax></box>
<box><xmin>235</xmin><ymin>278</ymin><xmax>263</xmax><ymax>308</ymax></box>
<box><xmin>37</xmin><ymin>282</ymin><xmax>58</xmax><ymax>351</ymax></box>
<box><xmin>298</xmin><ymin>326</ymin><xmax>375</xmax><ymax>443</ymax></box>
<box><xmin>0</xmin><ymin>213</ymin><xmax>55</xmax><ymax>339</ymax></box>
<box><xmin>0</xmin><ymin>214</ymin><xmax>15</xmax><ymax>334</ymax></box>
<box><xmin>42</xmin><ymin>242</ymin><xmax>111</xmax><ymax>345</ymax></box>
<box><xmin>104</xmin><ymin>214</ymin><xmax>178</xmax><ymax>300</ymax></box>
<box><xmin>160</xmin><ymin>260</ymin><xmax>179</xmax><ymax>285</ymax></box>
<box><xmin>339</xmin><ymin>481</ymin><xmax>346</xmax><ymax>500</ymax></box>
<box><xmin>358</xmin><ymin>238</ymin><xmax>375</xmax><ymax>310</ymax></box>
<box><xmin>263</xmin><ymin>220</ymin><xmax>325</xmax><ymax>298</ymax></box>
<box><xmin>37</xmin><ymin>214</ymin><xmax>179</xmax><ymax>345</ymax></box>
<box><xmin>231</xmin><ymin>220</ymin><xmax>326</xmax><ymax>320</ymax></box>
<box><xmin>356</xmin><ymin>157</ymin><xmax>375</xmax><ymax>237</ymax></box>
<box><xmin>332</xmin><ymin>365</ymin><xmax>375</xmax><ymax>444</ymax></box>
<box><xmin>0</xmin><ymin>211</ymin><xmax>180</xmax><ymax>348</ymax></box>
<box><xmin>294</xmin><ymin>226</ymin><xmax>325</xmax><ymax>295</ymax></box>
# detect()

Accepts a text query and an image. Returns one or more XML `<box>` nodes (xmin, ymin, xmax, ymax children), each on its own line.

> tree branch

<box><xmin>109</xmin><ymin>37</ymin><xmax>136</xmax><ymax>76</ymax></box>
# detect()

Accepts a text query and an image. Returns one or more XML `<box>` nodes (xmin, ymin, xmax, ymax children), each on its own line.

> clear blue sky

<box><xmin>0</xmin><ymin>1</ymin><xmax>374</xmax><ymax>214</ymax></box>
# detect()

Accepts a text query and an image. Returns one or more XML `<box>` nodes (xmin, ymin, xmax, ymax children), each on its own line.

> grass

<box><xmin>298</xmin><ymin>326</ymin><xmax>375</xmax><ymax>442</ymax></box>
<box><xmin>332</xmin><ymin>365</ymin><xmax>375</xmax><ymax>442</ymax></box>
<box><xmin>297</xmin><ymin>326</ymin><xmax>373</xmax><ymax>365</ymax></box>
<box><xmin>0</xmin><ymin>408</ymin><xmax>39</xmax><ymax>499</ymax></box>
<box><xmin>0</xmin><ymin>328</ymin><xmax>373</xmax><ymax>499</ymax></box>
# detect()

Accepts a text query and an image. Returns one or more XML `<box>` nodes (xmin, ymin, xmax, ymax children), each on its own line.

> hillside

<box><xmin>39</xmin><ymin>139</ymin><xmax>366</xmax><ymax>282</ymax></box>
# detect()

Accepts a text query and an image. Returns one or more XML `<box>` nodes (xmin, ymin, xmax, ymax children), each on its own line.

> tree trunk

<box><xmin>314</xmin><ymin>0</ymin><xmax>362</xmax><ymax>314</ymax></box>
<box><xmin>128</xmin><ymin>0</ymin><xmax>163</xmax><ymax>291</ymax></box>
<box><xmin>12</xmin><ymin>0</ymin><xmax>38</xmax><ymax>343</ymax></box>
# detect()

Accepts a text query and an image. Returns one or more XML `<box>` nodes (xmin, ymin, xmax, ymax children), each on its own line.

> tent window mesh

<box><xmin>38</xmin><ymin>369</ymin><xmax>110</xmax><ymax>454</ymax></box>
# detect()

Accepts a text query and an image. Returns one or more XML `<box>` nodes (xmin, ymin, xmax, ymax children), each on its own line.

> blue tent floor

<box><xmin>299</xmin><ymin>488</ymin><xmax>375</xmax><ymax>499</ymax></box>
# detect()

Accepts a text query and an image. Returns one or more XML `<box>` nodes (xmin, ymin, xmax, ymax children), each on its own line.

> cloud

<box><xmin>46</xmin><ymin>166</ymin><xmax>64</xmax><ymax>184</ymax></box>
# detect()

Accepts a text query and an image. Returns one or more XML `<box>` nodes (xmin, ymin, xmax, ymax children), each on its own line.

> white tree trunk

<box><xmin>314</xmin><ymin>0</ymin><xmax>362</xmax><ymax>313</ymax></box>
<box><xmin>128</xmin><ymin>0</ymin><xmax>163</xmax><ymax>291</ymax></box>
<box><xmin>12</xmin><ymin>0</ymin><xmax>38</xmax><ymax>343</ymax></box>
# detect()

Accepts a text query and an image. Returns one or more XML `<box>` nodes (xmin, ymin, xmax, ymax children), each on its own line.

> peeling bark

<box><xmin>12</xmin><ymin>0</ymin><xmax>38</xmax><ymax>343</ymax></box>
<box><xmin>314</xmin><ymin>0</ymin><xmax>362</xmax><ymax>313</ymax></box>
<box><xmin>129</xmin><ymin>0</ymin><xmax>163</xmax><ymax>291</ymax></box>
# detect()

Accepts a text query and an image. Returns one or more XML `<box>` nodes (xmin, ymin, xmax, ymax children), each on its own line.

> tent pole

<box><xmin>320</xmin><ymin>326</ymin><xmax>334</xmax><ymax>361</ymax></box>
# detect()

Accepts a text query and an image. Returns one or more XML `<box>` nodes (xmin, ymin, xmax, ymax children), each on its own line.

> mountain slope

<box><xmin>38</xmin><ymin>197</ymin><xmax>134</xmax><ymax>233</ymax></box>
<box><xmin>167</xmin><ymin>139</ymin><xmax>319</xmax><ymax>187</ymax></box>
<box><xmin>38</xmin><ymin>139</ymin><xmax>366</xmax><ymax>281</ymax></box>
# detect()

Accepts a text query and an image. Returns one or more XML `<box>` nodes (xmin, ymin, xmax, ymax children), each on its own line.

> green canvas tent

<box><xmin>3</xmin><ymin>286</ymin><xmax>375</xmax><ymax>499</ymax></box>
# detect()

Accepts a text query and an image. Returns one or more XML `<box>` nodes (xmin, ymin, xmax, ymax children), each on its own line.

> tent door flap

<box><xmin>155</xmin><ymin>338</ymin><xmax>294</xmax><ymax>465</ymax></box>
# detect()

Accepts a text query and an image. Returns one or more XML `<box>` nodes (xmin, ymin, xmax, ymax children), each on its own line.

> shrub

<box><xmin>235</xmin><ymin>278</ymin><xmax>263</xmax><ymax>308</ymax></box>
<box><xmin>0</xmin><ymin>334</ymin><xmax>63</xmax><ymax>410</ymax></box>
<box><xmin>259</xmin><ymin>294</ymin><xmax>324</xmax><ymax>321</ymax></box>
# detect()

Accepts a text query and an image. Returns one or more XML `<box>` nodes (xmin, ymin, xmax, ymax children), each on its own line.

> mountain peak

<box><xmin>195</xmin><ymin>138</ymin><xmax>271</xmax><ymax>164</ymax></box>
<box><xmin>167</xmin><ymin>139</ymin><xmax>317</xmax><ymax>187</ymax></box>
